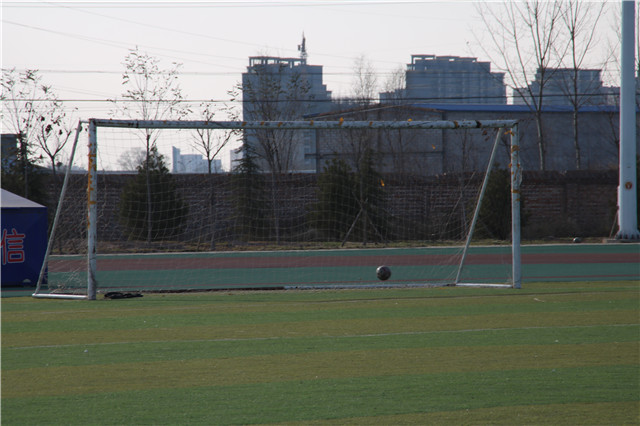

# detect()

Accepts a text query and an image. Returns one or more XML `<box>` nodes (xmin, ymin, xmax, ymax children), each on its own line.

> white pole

<box><xmin>87</xmin><ymin>120</ymin><xmax>98</xmax><ymax>300</ymax></box>
<box><xmin>33</xmin><ymin>121</ymin><xmax>84</xmax><ymax>297</ymax></box>
<box><xmin>616</xmin><ymin>0</ymin><xmax>640</xmax><ymax>240</ymax></box>
<box><xmin>88</xmin><ymin>118</ymin><xmax>518</xmax><ymax>131</ymax></box>
<box><xmin>32</xmin><ymin>293</ymin><xmax>89</xmax><ymax>300</ymax></box>
<box><xmin>511</xmin><ymin>124</ymin><xmax>522</xmax><ymax>289</ymax></box>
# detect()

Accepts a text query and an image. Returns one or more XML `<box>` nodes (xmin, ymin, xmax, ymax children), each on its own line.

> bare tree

<box><xmin>192</xmin><ymin>100</ymin><xmax>238</xmax><ymax>250</ymax></box>
<box><xmin>237</xmin><ymin>57</ymin><xmax>313</xmax><ymax>243</ymax></box>
<box><xmin>352</xmin><ymin>55</ymin><xmax>379</xmax><ymax>106</ymax></box>
<box><xmin>193</xmin><ymin>101</ymin><xmax>236</xmax><ymax>174</ymax></box>
<box><xmin>36</xmin><ymin>100</ymin><xmax>77</xmax><ymax>178</ymax></box>
<box><xmin>118</xmin><ymin>148</ymin><xmax>147</xmax><ymax>171</ymax></box>
<box><xmin>2</xmin><ymin>69</ymin><xmax>79</xmax><ymax>180</ymax></box>
<box><xmin>379</xmin><ymin>65</ymin><xmax>442</xmax><ymax>175</ymax></box>
<box><xmin>1</xmin><ymin>68</ymin><xmax>74</xmax><ymax>198</ymax></box>
<box><xmin>239</xmin><ymin>60</ymin><xmax>311</xmax><ymax>174</ymax></box>
<box><xmin>342</xmin><ymin>55</ymin><xmax>382</xmax><ymax>171</ymax></box>
<box><xmin>111</xmin><ymin>47</ymin><xmax>190</xmax><ymax>139</ymax></box>
<box><xmin>2</xmin><ymin>69</ymin><xmax>47</xmax><ymax>154</ymax></box>
<box><xmin>345</xmin><ymin>56</ymin><xmax>384</xmax><ymax>244</ymax></box>
<box><xmin>110</xmin><ymin>47</ymin><xmax>190</xmax><ymax>243</ymax></box>
<box><xmin>557</xmin><ymin>0</ymin><xmax>607</xmax><ymax>169</ymax></box>
<box><xmin>381</xmin><ymin>65</ymin><xmax>406</xmax><ymax>105</ymax></box>
<box><xmin>475</xmin><ymin>0</ymin><xmax>565</xmax><ymax>170</ymax></box>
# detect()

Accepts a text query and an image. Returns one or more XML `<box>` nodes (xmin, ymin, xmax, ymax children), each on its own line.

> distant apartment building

<box><xmin>513</xmin><ymin>68</ymin><xmax>614</xmax><ymax>106</ymax></box>
<box><xmin>381</xmin><ymin>55</ymin><xmax>506</xmax><ymax>104</ymax></box>
<box><xmin>241</xmin><ymin>38</ymin><xmax>333</xmax><ymax>172</ymax></box>
<box><xmin>242</xmin><ymin>55</ymin><xmax>332</xmax><ymax>118</ymax></box>
<box><xmin>237</xmin><ymin>47</ymin><xmax>634</xmax><ymax>174</ymax></box>
<box><xmin>172</xmin><ymin>147</ymin><xmax>222</xmax><ymax>174</ymax></box>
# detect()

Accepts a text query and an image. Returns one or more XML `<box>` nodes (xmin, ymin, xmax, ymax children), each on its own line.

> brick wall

<box><xmin>521</xmin><ymin>170</ymin><xmax>618</xmax><ymax>237</ymax></box>
<box><xmin>45</xmin><ymin>170</ymin><xmax>620</xmax><ymax>250</ymax></box>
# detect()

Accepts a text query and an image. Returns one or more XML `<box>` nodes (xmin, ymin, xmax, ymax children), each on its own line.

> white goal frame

<box><xmin>34</xmin><ymin>118</ymin><xmax>521</xmax><ymax>299</ymax></box>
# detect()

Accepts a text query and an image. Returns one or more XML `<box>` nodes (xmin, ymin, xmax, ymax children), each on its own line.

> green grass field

<box><xmin>2</xmin><ymin>281</ymin><xmax>639</xmax><ymax>425</ymax></box>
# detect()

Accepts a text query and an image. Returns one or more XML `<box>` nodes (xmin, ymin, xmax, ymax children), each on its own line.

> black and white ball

<box><xmin>376</xmin><ymin>265</ymin><xmax>391</xmax><ymax>281</ymax></box>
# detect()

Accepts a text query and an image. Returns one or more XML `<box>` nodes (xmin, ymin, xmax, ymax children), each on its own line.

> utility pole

<box><xmin>615</xmin><ymin>0</ymin><xmax>639</xmax><ymax>240</ymax></box>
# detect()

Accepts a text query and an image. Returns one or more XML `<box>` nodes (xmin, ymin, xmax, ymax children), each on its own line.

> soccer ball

<box><xmin>376</xmin><ymin>265</ymin><xmax>391</xmax><ymax>281</ymax></box>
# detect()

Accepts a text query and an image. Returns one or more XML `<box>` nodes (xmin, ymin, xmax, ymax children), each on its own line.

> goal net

<box><xmin>34</xmin><ymin>119</ymin><xmax>521</xmax><ymax>299</ymax></box>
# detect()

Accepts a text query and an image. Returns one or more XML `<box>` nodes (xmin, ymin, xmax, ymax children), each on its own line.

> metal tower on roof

<box><xmin>298</xmin><ymin>33</ymin><xmax>307</xmax><ymax>64</ymax></box>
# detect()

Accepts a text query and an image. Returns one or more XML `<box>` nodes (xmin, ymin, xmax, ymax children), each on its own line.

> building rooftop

<box><xmin>248</xmin><ymin>56</ymin><xmax>308</xmax><ymax>68</ymax></box>
<box><xmin>411</xmin><ymin>103</ymin><xmax>622</xmax><ymax>113</ymax></box>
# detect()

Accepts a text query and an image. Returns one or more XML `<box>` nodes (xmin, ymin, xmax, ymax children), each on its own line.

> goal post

<box><xmin>33</xmin><ymin>121</ymin><xmax>89</xmax><ymax>300</ymax></box>
<box><xmin>511</xmin><ymin>124</ymin><xmax>522</xmax><ymax>289</ymax></box>
<box><xmin>34</xmin><ymin>118</ymin><xmax>521</xmax><ymax>300</ymax></box>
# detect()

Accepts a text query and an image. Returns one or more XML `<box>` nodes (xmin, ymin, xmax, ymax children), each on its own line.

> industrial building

<box><xmin>381</xmin><ymin>55</ymin><xmax>506</xmax><ymax>104</ymax></box>
<box><xmin>513</xmin><ymin>68</ymin><xmax>616</xmax><ymax>106</ymax></box>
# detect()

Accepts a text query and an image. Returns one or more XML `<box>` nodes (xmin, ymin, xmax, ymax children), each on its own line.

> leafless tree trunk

<box><xmin>352</xmin><ymin>55</ymin><xmax>379</xmax><ymax>106</ymax></box>
<box><xmin>558</xmin><ymin>0</ymin><xmax>606</xmax><ymax>170</ymax></box>
<box><xmin>239</xmin><ymin>60</ymin><xmax>312</xmax><ymax>244</ymax></box>
<box><xmin>110</xmin><ymin>47</ymin><xmax>190</xmax><ymax>244</ymax></box>
<box><xmin>2</xmin><ymin>69</ymin><xmax>67</xmax><ymax>195</ymax></box>
<box><xmin>192</xmin><ymin>101</ymin><xmax>237</xmax><ymax>249</ymax></box>
<box><xmin>381</xmin><ymin>65</ymin><xmax>406</xmax><ymax>105</ymax></box>
<box><xmin>475</xmin><ymin>0</ymin><xmax>564</xmax><ymax>170</ymax></box>
<box><xmin>33</xmin><ymin>91</ymin><xmax>77</xmax><ymax>180</ymax></box>
<box><xmin>380</xmin><ymin>67</ymin><xmax>431</xmax><ymax>174</ymax></box>
<box><xmin>145</xmin><ymin>133</ymin><xmax>153</xmax><ymax>243</ymax></box>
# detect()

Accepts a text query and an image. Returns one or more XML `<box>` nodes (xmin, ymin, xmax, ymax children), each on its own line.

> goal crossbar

<box><xmin>88</xmin><ymin>118</ymin><xmax>518</xmax><ymax>131</ymax></box>
<box><xmin>36</xmin><ymin>118</ymin><xmax>521</xmax><ymax>300</ymax></box>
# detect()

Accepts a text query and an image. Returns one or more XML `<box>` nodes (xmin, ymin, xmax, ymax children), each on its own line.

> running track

<box><xmin>3</xmin><ymin>243</ymin><xmax>638</xmax><ymax>296</ymax></box>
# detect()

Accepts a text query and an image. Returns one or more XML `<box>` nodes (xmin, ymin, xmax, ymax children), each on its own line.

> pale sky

<box><xmin>1</xmin><ymin>0</ymin><xmax>625</xmax><ymax>169</ymax></box>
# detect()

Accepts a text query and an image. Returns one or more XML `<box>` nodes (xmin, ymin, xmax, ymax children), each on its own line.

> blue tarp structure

<box><xmin>1</xmin><ymin>189</ymin><xmax>48</xmax><ymax>287</ymax></box>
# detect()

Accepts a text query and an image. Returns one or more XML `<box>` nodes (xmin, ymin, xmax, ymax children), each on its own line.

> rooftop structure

<box><xmin>381</xmin><ymin>55</ymin><xmax>506</xmax><ymax>104</ymax></box>
<box><xmin>243</xmin><ymin>56</ymin><xmax>332</xmax><ymax>115</ymax></box>
<box><xmin>513</xmin><ymin>68</ymin><xmax>613</xmax><ymax>106</ymax></box>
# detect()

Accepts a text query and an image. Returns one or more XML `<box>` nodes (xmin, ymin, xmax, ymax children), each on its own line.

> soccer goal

<box><xmin>34</xmin><ymin>118</ymin><xmax>521</xmax><ymax>299</ymax></box>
